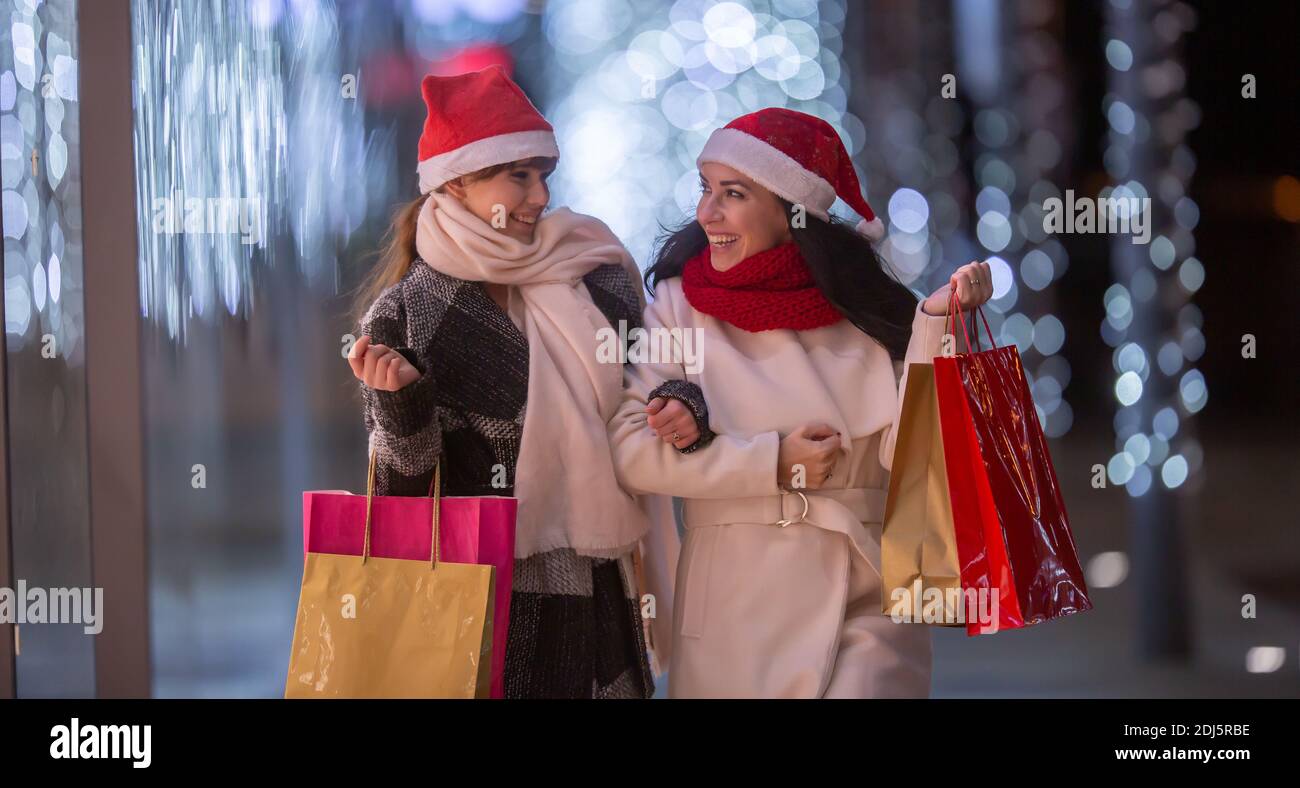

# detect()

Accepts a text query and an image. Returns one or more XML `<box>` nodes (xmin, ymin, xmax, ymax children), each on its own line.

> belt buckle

<box><xmin>776</xmin><ymin>490</ymin><xmax>810</xmax><ymax>528</ymax></box>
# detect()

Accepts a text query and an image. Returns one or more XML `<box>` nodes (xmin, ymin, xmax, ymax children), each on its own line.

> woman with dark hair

<box><xmin>609</xmin><ymin>108</ymin><xmax>992</xmax><ymax>698</ymax></box>
<box><xmin>347</xmin><ymin>66</ymin><xmax>705</xmax><ymax>698</ymax></box>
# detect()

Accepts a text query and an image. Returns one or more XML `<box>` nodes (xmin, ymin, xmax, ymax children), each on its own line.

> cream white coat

<box><xmin>611</xmin><ymin>278</ymin><xmax>949</xmax><ymax>698</ymax></box>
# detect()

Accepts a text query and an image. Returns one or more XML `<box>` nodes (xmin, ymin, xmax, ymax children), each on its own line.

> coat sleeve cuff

<box><xmin>912</xmin><ymin>300</ymin><xmax>952</xmax><ymax>361</ymax></box>
<box><xmin>648</xmin><ymin>379</ymin><xmax>716</xmax><ymax>453</ymax></box>
<box><xmin>369</xmin><ymin>349</ymin><xmax>437</xmax><ymax>437</ymax></box>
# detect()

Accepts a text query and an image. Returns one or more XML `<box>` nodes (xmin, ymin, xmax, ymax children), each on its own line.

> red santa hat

<box><xmin>417</xmin><ymin>65</ymin><xmax>559</xmax><ymax>194</ymax></box>
<box><xmin>696</xmin><ymin>108</ymin><xmax>885</xmax><ymax>241</ymax></box>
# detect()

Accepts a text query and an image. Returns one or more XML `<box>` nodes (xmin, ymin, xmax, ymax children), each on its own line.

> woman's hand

<box><xmin>777</xmin><ymin>423</ymin><xmax>841</xmax><ymax>490</ymax></box>
<box><xmin>347</xmin><ymin>335</ymin><xmax>421</xmax><ymax>391</ymax></box>
<box><xmin>922</xmin><ymin>260</ymin><xmax>994</xmax><ymax>316</ymax></box>
<box><xmin>646</xmin><ymin>397</ymin><xmax>700</xmax><ymax>450</ymax></box>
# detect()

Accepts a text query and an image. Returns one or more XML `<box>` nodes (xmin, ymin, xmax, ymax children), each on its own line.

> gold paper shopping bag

<box><xmin>285</xmin><ymin>457</ymin><xmax>495</xmax><ymax>698</ymax></box>
<box><xmin>881</xmin><ymin>362</ymin><xmax>964</xmax><ymax>625</ymax></box>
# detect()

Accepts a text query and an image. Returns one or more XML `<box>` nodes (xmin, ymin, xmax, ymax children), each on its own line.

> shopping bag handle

<box><xmin>363</xmin><ymin>447</ymin><xmax>442</xmax><ymax>569</ymax></box>
<box><xmin>945</xmin><ymin>287</ymin><xmax>996</xmax><ymax>354</ymax></box>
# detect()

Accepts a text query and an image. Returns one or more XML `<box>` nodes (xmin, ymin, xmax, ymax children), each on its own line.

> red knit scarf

<box><xmin>680</xmin><ymin>241</ymin><xmax>843</xmax><ymax>332</ymax></box>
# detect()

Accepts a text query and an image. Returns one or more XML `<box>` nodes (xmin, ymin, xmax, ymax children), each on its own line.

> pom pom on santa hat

<box><xmin>696</xmin><ymin>108</ymin><xmax>885</xmax><ymax>242</ymax></box>
<box><xmin>416</xmin><ymin>65</ymin><xmax>559</xmax><ymax>194</ymax></box>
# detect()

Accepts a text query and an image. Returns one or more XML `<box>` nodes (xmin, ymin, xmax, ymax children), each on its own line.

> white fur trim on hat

<box><xmin>696</xmin><ymin>127</ymin><xmax>837</xmax><ymax>219</ymax></box>
<box><xmin>417</xmin><ymin>129</ymin><xmax>559</xmax><ymax>194</ymax></box>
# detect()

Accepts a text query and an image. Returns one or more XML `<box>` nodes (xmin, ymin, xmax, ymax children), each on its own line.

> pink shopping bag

<box><xmin>302</xmin><ymin>452</ymin><xmax>517</xmax><ymax>698</ymax></box>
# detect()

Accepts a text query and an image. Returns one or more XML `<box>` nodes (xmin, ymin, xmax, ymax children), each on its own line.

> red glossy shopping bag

<box><xmin>302</xmin><ymin>450</ymin><xmax>517</xmax><ymax>697</ymax></box>
<box><xmin>933</xmin><ymin>292</ymin><xmax>1092</xmax><ymax>635</ymax></box>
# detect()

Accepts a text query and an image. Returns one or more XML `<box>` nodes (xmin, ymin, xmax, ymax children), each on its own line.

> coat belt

<box><xmin>682</xmin><ymin>487</ymin><xmax>887</xmax><ymax>530</ymax></box>
<box><xmin>681</xmin><ymin>486</ymin><xmax>889</xmax><ymax>592</ymax></box>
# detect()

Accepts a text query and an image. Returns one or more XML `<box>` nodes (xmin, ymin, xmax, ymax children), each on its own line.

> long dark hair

<box><xmin>645</xmin><ymin>203</ymin><xmax>920</xmax><ymax>360</ymax></box>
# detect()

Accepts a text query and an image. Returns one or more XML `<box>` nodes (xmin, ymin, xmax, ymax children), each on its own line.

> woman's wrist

<box><xmin>922</xmin><ymin>294</ymin><xmax>952</xmax><ymax>317</ymax></box>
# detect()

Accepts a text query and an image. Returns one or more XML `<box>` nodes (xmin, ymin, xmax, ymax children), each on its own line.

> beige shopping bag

<box><xmin>881</xmin><ymin>362</ymin><xmax>964</xmax><ymax>625</ymax></box>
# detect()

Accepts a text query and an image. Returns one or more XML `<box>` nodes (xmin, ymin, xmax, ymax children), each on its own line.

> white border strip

<box><xmin>417</xmin><ymin>129</ymin><xmax>559</xmax><ymax>194</ymax></box>
<box><xmin>696</xmin><ymin>127</ymin><xmax>837</xmax><ymax>218</ymax></box>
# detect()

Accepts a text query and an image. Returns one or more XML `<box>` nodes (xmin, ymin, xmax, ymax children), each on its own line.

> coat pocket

<box><xmin>677</xmin><ymin>527</ymin><xmax>719</xmax><ymax>639</ymax></box>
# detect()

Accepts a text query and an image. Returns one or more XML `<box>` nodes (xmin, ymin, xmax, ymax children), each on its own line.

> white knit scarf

<box><xmin>415</xmin><ymin>192</ymin><xmax>649</xmax><ymax>559</ymax></box>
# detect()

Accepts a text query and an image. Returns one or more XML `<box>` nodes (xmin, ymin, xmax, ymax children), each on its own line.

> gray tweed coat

<box><xmin>359</xmin><ymin>257</ymin><xmax>707</xmax><ymax>698</ymax></box>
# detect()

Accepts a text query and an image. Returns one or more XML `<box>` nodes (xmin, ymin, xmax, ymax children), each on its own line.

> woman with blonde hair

<box><xmin>348</xmin><ymin>66</ymin><xmax>705</xmax><ymax>698</ymax></box>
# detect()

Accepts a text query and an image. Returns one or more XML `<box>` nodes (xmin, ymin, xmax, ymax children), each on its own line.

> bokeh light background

<box><xmin>2</xmin><ymin>0</ymin><xmax>1296</xmax><ymax>697</ymax></box>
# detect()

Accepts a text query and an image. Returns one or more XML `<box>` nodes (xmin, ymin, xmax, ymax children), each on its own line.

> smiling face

<box><xmin>442</xmin><ymin>157</ymin><xmax>556</xmax><ymax>243</ymax></box>
<box><xmin>696</xmin><ymin>161</ymin><xmax>793</xmax><ymax>271</ymax></box>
